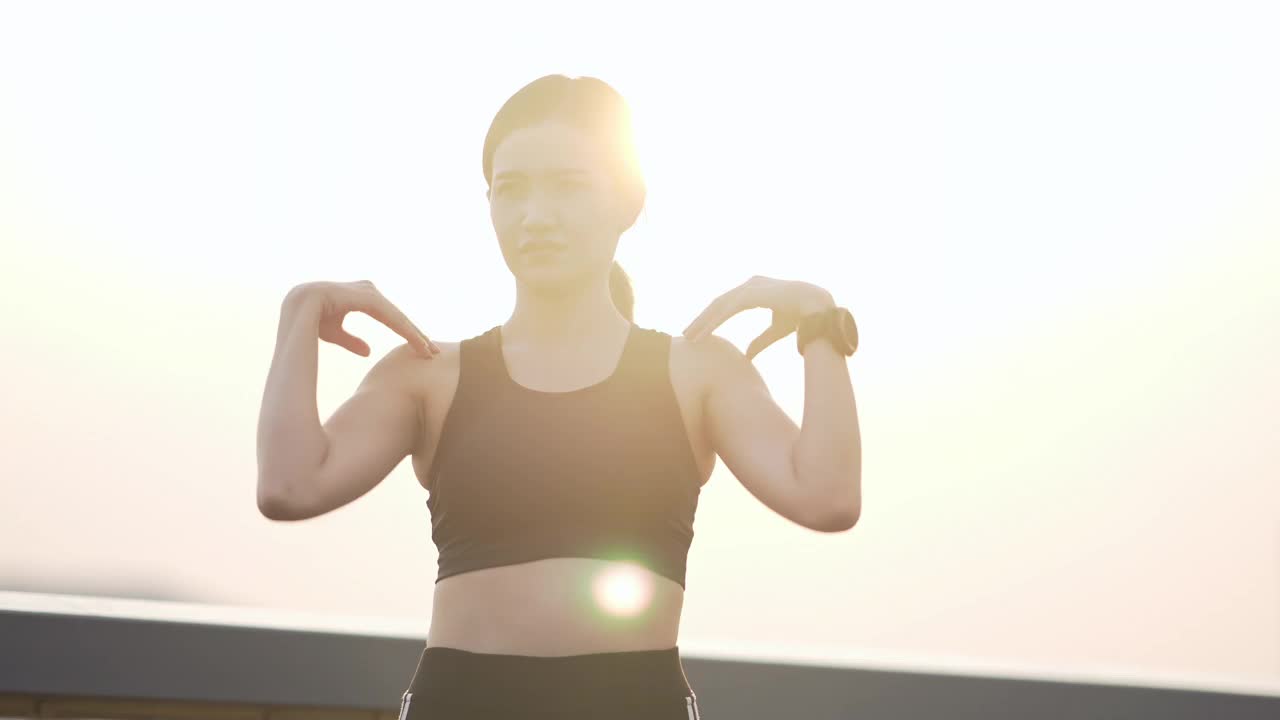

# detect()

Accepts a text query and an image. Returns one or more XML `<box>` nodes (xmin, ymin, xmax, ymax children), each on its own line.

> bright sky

<box><xmin>2</xmin><ymin>0</ymin><xmax>1278</xmax><ymax>698</ymax></box>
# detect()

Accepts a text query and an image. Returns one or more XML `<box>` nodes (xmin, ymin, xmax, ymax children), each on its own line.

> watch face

<box><xmin>840</xmin><ymin>309</ymin><xmax>858</xmax><ymax>353</ymax></box>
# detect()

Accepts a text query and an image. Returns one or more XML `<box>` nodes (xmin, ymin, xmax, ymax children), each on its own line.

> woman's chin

<box><xmin>516</xmin><ymin>268</ymin><xmax>584</xmax><ymax>292</ymax></box>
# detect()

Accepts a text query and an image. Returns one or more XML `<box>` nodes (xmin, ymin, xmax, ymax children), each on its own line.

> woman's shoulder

<box><xmin>639</xmin><ymin>326</ymin><xmax>724</xmax><ymax>401</ymax></box>
<box><xmin>377</xmin><ymin>338</ymin><xmax>463</xmax><ymax>399</ymax></box>
<box><xmin>380</xmin><ymin>323</ymin><xmax>498</xmax><ymax>371</ymax></box>
<box><xmin>400</xmin><ymin>323</ymin><xmax>509</xmax><ymax>393</ymax></box>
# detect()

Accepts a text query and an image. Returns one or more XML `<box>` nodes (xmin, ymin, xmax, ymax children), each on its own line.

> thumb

<box><xmin>745</xmin><ymin>317</ymin><xmax>794</xmax><ymax>361</ymax></box>
<box><xmin>329</xmin><ymin>329</ymin><xmax>370</xmax><ymax>356</ymax></box>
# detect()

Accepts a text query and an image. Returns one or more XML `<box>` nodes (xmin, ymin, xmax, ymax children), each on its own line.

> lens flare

<box><xmin>590</xmin><ymin>561</ymin><xmax>654</xmax><ymax>618</ymax></box>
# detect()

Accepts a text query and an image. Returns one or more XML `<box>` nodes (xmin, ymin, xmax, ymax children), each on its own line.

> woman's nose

<box><xmin>521</xmin><ymin>195</ymin><xmax>559</xmax><ymax>230</ymax></box>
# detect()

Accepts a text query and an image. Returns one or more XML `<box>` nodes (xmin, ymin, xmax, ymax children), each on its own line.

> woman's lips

<box><xmin>521</xmin><ymin>246</ymin><xmax>565</xmax><ymax>261</ymax></box>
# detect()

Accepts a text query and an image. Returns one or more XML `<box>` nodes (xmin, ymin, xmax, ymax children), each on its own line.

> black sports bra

<box><xmin>424</xmin><ymin>323</ymin><xmax>704</xmax><ymax>589</ymax></box>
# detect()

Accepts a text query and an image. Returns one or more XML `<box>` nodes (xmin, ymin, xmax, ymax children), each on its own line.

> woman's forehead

<box><xmin>491</xmin><ymin>121</ymin><xmax>611</xmax><ymax>177</ymax></box>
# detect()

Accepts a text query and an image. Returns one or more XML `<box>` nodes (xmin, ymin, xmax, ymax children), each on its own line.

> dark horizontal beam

<box><xmin>2</xmin><ymin>594</ymin><xmax>1276</xmax><ymax>720</ymax></box>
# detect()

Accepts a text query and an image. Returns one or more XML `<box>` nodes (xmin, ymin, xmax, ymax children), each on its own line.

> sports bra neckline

<box><xmin>491</xmin><ymin>322</ymin><xmax>639</xmax><ymax>396</ymax></box>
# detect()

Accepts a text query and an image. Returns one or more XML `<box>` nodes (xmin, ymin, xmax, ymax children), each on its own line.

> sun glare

<box><xmin>591</xmin><ymin>562</ymin><xmax>655</xmax><ymax>618</ymax></box>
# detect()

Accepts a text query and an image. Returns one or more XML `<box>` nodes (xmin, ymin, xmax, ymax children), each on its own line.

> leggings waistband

<box><xmin>405</xmin><ymin>644</ymin><xmax>695</xmax><ymax>711</ymax></box>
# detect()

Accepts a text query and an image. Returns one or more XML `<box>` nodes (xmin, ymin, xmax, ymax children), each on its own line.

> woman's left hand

<box><xmin>683</xmin><ymin>275</ymin><xmax>836</xmax><ymax>361</ymax></box>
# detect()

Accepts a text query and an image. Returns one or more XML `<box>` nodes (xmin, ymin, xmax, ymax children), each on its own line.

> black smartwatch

<box><xmin>796</xmin><ymin>306</ymin><xmax>858</xmax><ymax>356</ymax></box>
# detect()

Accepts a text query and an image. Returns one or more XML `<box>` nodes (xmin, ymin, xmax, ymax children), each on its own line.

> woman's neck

<box><xmin>504</xmin><ymin>281</ymin><xmax>629</xmax><ymax>346</ymax></box>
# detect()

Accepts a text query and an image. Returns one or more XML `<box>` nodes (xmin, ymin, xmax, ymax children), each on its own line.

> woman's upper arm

<box><xmin>699</xmin><ymin>334</ymin><xmax>832</xmax><ymax>531</ymax></box>
<box><xmin>265</xmin><ymin>343</ymin><xmax>427</xmax><ymax>521</ymax></box>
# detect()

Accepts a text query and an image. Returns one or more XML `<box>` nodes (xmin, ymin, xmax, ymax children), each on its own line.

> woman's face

<box><xmin>488</xmin><ymin>120</ymin><xmax>626</xmax><ymax>293</ymax></box>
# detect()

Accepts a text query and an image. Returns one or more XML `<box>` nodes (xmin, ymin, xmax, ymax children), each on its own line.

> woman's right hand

<box><xmin>285</xmin><ymin>280</ymin><xmax>439</xmax><ymax>359</ymax></box>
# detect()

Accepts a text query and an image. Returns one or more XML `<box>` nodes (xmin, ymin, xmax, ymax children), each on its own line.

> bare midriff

<box><xmin>424</xmin><ymin>557</ymin><xmax>685</xmax><ymax>656</ymax></box>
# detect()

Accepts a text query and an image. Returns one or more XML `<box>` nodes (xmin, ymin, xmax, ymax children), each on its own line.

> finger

<box><xmin>361</xmin><ymin>294</ymin><xmax>436</xmax><ymax>358</ymax></box>
<box><xmin>328</xmin><ymin>328</ymin><xmax>371</xmax><ymax>357</ymax></box>
<box><xmin>684</xmin><ymin>301</ymin><xmax>733</xmax><ymax>342</ymax></box>
<box><xmin>745</xmin><ymin>320</ymin><xmax>793</xmax><ymax>361</ymax></box>
<box><xmin>681</xmin><ymin>300</ymin><xmax>720</xmax><ymax>339</ymax></box>
<box><xmin>684</xmin><ymin>292</ymin><xmax>740</xmax><ymax>340</ymax></box>
<box><xmin>403</xmin><ymin>316</ymin><xmax>441</xmax><ymax>355</ymax></box>
<box><xmin>688</xmin><ymin>284</ymin><xmax>764</xmax><ymax>341</ymax></box>
<box><xmin>683</xmin><ymin>283</ymin><xmax>745</xmax><ymax>337</ymax></box>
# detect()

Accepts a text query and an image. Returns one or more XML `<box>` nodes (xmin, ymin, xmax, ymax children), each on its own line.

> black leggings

<box><xmin>399</xmin><ymin>644</ymin><xmax>703</xmax><ymax>719</ymax></box>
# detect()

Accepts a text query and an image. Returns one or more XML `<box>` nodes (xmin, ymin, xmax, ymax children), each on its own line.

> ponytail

<box><xmin>609</xmin><ymin>260</ymin><xmax>634</xmax><ymax>321</ymax></box>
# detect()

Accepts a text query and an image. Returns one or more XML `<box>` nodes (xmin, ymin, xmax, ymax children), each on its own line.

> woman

<box><xmin>257</xmin><ymin>74</ymin><xmax>861</xmax><ymax>719</ymax></box>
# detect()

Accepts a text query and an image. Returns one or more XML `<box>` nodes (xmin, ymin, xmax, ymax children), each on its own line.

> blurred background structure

<box><xmin>2</xmin><ymin>592</ymin><xmax>1278</xmax><ymax>719</ymax></box>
